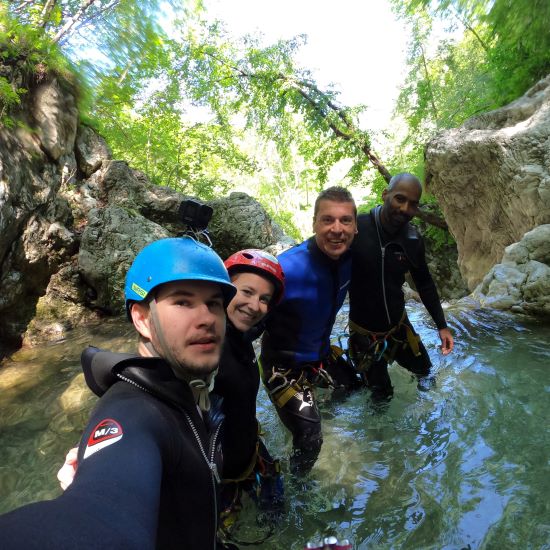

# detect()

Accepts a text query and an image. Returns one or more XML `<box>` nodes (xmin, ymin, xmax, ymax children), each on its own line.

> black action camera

<box><xmin>178</xmin><ymin>199</ymin><xmax>213</xmax><ymax>232</ymax></box>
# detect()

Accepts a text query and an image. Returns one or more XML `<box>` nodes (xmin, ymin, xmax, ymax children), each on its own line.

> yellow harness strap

<box><xmin>272</xmin><ymin>384</ymin><xmax>298</xmax><ymax>408</ymax></box>
<box><xmin>349</xmin><ymin>310</ymin><xmax>421</xmax><ymax>357</ymax></box>
<box><xmin>403</xmin><ymin>323</ymin><xmax>421</xmax><ymax>356</ymax></box>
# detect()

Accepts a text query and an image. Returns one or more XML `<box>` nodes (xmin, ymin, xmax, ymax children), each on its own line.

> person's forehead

<box><xmin>316</xmin><ymin>199</ymin><xmax>355</xmax><ymax>217</ymax></box>
<box><xmin>156</xmin><ymin>279</ymin><xmax>223</xmax><ymax>298</ymax></box>
<box><xmin>392</xmin><ymin>179</ymin><xmax>421</xmax><ymax>199</ymax></box>
<box><xmin>232</xmin><ymin>271</ymin><xmax>274</xmax><ymax>291</ymax></box>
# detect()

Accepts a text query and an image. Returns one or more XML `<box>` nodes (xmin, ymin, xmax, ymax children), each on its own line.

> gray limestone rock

<box><xmin>207</xmin><ymin>192</ymin><xmax>295</xmax><ymax>259</ymax></box>
<box><xmin>78</xmin><ymin>207</ymin><xmax>170</xmax><ymax>314</ymax></box>
<box><xmin>472</xmin><ymin>225</ymin><xmax>550</xmax><ymax>316</ymax></box>
<box><xmin>425</xmin><ymin>75</ymin><xmax>550</xmax><ymax>289</ymax></box>
<box><xmin>75</xmin><ymin>126</ymin><xmax>112</xmax><ymax>177</ymax></box>
<box><xmin>32</xmin><ymin>78</ymin><xmax>78</xmax><ymax>161</ymax></box>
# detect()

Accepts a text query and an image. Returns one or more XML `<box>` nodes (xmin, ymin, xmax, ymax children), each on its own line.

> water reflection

<box><xmin>0</xmin><ymin>306</ymin><xmax>549</xmax><ymax>549</ymax></box>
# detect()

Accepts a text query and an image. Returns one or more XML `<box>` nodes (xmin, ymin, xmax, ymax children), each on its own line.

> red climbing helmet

<box><xmin>224</xmin><ymin>249</ymin><xmax>285</xmax><ymax>305</ymax></box>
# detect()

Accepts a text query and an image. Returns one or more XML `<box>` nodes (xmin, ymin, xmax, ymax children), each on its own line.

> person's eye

<box><xmin>208</xmin><ymin>300</ymin><xmax>224</xmax><ymax>311</ymax></box>
<box><xmin>175</xmin><ymin>299</ymin><xmax>191</xmax><ymax>307</ymax></box>
<box><xmin>260</xmin><ymin>295</ymin><xmax>271</xmax><ymax>305</ymax></box>
<box><xmin>241</xmin><ymin>288</ymin><xmax>253</xmax><ymax>296</ymax></box>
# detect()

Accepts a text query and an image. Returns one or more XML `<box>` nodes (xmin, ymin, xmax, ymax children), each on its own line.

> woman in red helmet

<box><xmin>215</xmin><ymin>250</ymin><xmax>285</xmax><ymax>535</ymax></box>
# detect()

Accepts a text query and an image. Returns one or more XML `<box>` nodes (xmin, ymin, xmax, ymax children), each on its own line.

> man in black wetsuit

<box><xmin>0</xmin><ymin>237</ymin><xmax>236</xmax><ymax>550</ymax></box>
<box><xmin>349</xmin><ymin>172</ymin><xmax>454</xmax><ymax>400</ymax></box>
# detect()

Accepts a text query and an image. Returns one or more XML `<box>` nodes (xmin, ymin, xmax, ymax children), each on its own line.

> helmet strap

<box><xmin>148</xmin><ymin>298</ymin><xmax>217</xmax><ymax>413</ymax></box>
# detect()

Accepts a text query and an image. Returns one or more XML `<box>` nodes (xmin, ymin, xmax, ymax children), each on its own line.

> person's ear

<box><xmin>382</xmin><ymin>189</ymin><xmax>388</xmax><ymax>200</ymax></box>
<box><xmin>130</xmin><ymin>302</ymin><xmax>152</xmax><ymax>340</ymax></box>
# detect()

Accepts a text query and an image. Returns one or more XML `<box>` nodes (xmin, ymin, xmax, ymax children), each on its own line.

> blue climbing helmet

<box><xmin>124</xmin><ymin>237</ymin><xmax>236</xmax><ymax>319</ymax></box>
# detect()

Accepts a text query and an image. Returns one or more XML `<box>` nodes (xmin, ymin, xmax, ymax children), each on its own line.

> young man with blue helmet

<box><xmin>0</xmin><ymin>237</ymin><xmax>236</xmax><ymax>550</ymax></box>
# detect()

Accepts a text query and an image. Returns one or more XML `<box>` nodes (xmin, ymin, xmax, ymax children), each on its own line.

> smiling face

<box><xmin>226</xmin><ymin>271</ymin><xmax>275</xmax><ymax>332</ymax></box>
<box><xmin>131</xmin><ymin>280</ymin><xmax>226</xmax><ymax>377</ymax></box>
<box><xmin>313</xmin><ymin>199</ymin><xmax>357</xmax><ymax>260</ymax></box>
<box><xmin>380</xmin><ymin>176</ymin><xmax>422</xmax><ymax>233</ymax></box>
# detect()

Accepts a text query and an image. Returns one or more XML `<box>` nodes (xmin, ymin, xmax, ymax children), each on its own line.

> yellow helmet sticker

<box><xmin>131</xmin><ymin>282</ymin><xmax>148</xmax><ymax>299</ymax></box>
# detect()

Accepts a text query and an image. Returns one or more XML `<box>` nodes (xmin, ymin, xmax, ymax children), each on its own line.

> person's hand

<box><xmin>57</xmin><ymin>447</ymin><xmax>78</xmax><ymax>491</ymax></box>
<box><xmin>438</xmin><ymin>328</ymin><xmax>454</xmax><ymax>355</ymax></box>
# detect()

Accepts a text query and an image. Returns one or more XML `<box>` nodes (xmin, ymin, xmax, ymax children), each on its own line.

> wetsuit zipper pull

<box><xmin>210</xmin><ymin>462</ymin><xmax>221</xmax><ymax>483</ymax></box>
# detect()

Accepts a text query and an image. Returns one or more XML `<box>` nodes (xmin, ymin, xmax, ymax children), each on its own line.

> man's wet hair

<box><xmin>387</xmin><ymin>172</ymin><xmax>422</xmax><ymax>193</ymax></box>
<box><xmin>313</xmin><ymin>186</ymin><xmax>357</xmax><ymax>220</ymax></box>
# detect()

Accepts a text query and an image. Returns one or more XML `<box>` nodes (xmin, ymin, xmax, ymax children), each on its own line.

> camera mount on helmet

<box><xmin>178</xmin><ymin>199</ymin><xmax>214</xmax><ymax>246</ymax></box>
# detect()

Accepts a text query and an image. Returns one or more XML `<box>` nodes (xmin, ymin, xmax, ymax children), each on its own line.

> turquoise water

<box><xmin>0</xmin><ymin>306</ymin><xmax>549</xmax><ymax>549</ymax></box>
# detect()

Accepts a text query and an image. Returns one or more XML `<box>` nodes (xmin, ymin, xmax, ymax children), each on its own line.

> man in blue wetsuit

<box><xmin>260</xmin><ymin>186</ymin><xmax>360</xmax><ymax>473</ymax></box>
<box><xmin>0</xmin><ymin>237</ymin><xmax>236</xmax><ymax>549</ymax></box>
<box><xmin>348</xmin><ymin>173</ymin><xmax>454</xmax><ymax>400</ymax></box>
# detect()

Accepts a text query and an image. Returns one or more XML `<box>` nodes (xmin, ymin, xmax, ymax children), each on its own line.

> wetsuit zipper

<box><xmin>117</xmin><ymin>373</ymin><xmax>220</xmax><ymax>549</ymax></box>
<box><xmin>183</xmin><ymin>410</ymin><xmax>221</xmax><ymax>550</ymax></box>
<box><xmin>374</xmin><ymin>206</ymin><xmax>392</xmax><ymax>326</ymax></box>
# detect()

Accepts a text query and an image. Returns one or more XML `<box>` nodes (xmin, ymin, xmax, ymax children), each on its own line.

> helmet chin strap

<box><xmin>147</xmin><ymin>299</ymin><xmax>217</xmax><ymax>413</ymax></box>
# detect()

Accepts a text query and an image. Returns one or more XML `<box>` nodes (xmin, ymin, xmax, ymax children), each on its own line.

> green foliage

<box><xmin>420</xmin><ymin>222</ymin><xmax>455</xmax><ymax>250</ymax></box>
<box><xmin>357</xmin><ymin>198</ymin><xmax>379</xmax><ymax>215</ymax></box>
<box><xmin>173</xmin><ymin>24</ymin><xmax>376</xmax><ymax>189</ymax></box>
<box><xmin>0</xmin><ymin>76</ymin><xmax>26</xmax><ymax>127</ymax></box>
<box><xmin>264</xmin><ymin>207</ymin><xmax>302</xmax><ymax>242</ymax></box>
<box><xmin>0</xmin><ymin>7</ymin><xmax>78</xmax><ymax>126</ymax></box>
<box><xmin>393</xmin><ymin>0</ymin><xmax>550</xmax><ymax>130</ymax></box>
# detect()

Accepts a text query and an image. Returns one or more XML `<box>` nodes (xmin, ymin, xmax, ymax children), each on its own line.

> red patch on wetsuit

<box><xmin>83</xmin><ymin>419</ymin><xmax>123</xmax><ymax>459</ymax></box>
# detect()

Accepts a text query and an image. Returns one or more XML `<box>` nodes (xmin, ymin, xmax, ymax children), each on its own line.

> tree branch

<box><xmin>39</xmin><ymin>0</ymin><xmax>57</xmax><ymax>28</ymax></box>
<box><xmin>416</xmin><ymin>205</ymin><xmax>448</xmax><ymax>229</ymax></box>
<box><xmin>51</xmin><ymin>0</ymin><xmax>97</xmax><ymax>44</ymax></box>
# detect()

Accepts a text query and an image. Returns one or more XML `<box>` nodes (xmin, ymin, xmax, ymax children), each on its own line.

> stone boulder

<box><xmin>0</xmin><ymin>123</ymin><xmax>78</xmax><ymax>350</ymax></box>
<box><xmin>75</xmin><ymin>125</ymin><xmax>112</xmax><ymax>178</ymax></box>
<box><xmin>207</xmin><ymin>192</ymin><xmax>295</xmax><ymax>259</ymax></box>
<box><xmin>78</xmin><ymin>207</ymin><xmax>170</xmax><ymax>314</ymax></box>
<box><xmin>472</xmin><ymin>225</ymin><xmax>550</xmax><ymax>316</ymax></box>
<box><xmin>32</xmin><ymin>78</ymin><xmax>78</xmax><ymax>161</ymax></box>
<box><xmin>0</xmin><ymin>58</ymin><xmax>297</xmax><ymax>353</ymax></box>
<box><xmin>425</xmin><ymin>75</ymin><xmax>550</xmax><ymax>289</ymax></box>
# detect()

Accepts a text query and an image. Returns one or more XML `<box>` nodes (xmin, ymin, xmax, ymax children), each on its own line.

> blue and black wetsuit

<box><xmin>260</xmin><ymin>237</ymin><xmax>357</xmax><ymax>472</ymax></box>
<box><xmin>349</xmin><ymin>207</ymin><xmax>448</xmax><ymax>398</ymax></box>
<box><xmin>0</xmin><ymin>348</ymin><xmax>223</xmax><ymax>550</ymax></box>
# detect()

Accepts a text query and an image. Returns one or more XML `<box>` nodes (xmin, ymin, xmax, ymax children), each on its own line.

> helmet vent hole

<box><xmin>147</xmin><ymin>276</ymin><xmax>152</xmax><ymax>282</ymax></box>
<box><xmin>242</xmin><ymin>252</ymin><xmax>254</xmax><ymax>259</ymax></box>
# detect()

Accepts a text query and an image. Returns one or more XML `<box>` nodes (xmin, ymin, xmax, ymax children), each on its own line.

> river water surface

<box><xmin>0</xmin><ymin>304</ymin><xmax>548</xmax><ymax>549</ymax></box>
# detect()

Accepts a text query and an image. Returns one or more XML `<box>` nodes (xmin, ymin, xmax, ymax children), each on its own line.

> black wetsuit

<box><xmin>349</xmin><ymin>207</ymin><xmax>447</xmax><ymax>397</ymax></box>
<box><xmin>215</xmin><ymin>321</ymin><xmax>260</xmax><ymax>479</ymax></box>
<box><xmin>0</xmin><ymin>348</ymin><xmax>223</xmax><ymax>550</ymax></box>
<box><xmin>214</xmin><ymin>322</ymin><xmax>282</xmax><ymax>522</ymax></box>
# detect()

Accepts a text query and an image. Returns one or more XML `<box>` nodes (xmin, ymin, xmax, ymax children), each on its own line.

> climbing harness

<box><xmin>348</xmin><ymin>311</ymin><xmax>421</xmax><ymax>376</ymax></box>
<box><xmin>265</xmin><ymin>361</ymin><xmax>337</xmax><ymax>410</ymax></box>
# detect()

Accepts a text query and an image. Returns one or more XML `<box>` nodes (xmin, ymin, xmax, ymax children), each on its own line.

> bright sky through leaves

<box><xmin>204</xmin><ymin>0</ymin><xmax>409</xmax><ymax>131</ymax></box>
